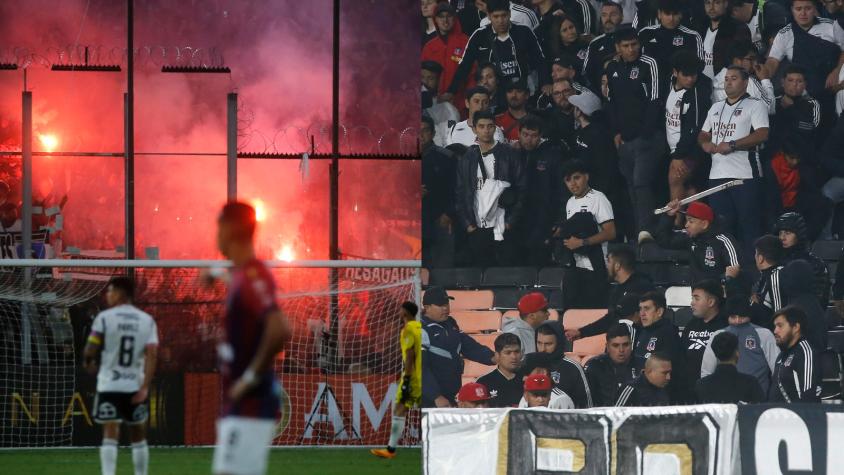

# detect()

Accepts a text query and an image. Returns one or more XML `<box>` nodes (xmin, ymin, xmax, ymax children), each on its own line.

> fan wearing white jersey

<box><xmin>84</xmin><ymin>277</ymin><xmax>159</xmax><ymax>475</ymax></box>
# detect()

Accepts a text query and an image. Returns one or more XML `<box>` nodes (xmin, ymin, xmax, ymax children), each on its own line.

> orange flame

<box><xmin>252</xmin><ymin>199</ymin><xmax>267</xmax><ymax>222</ymax></box>
<box><xmin>38</xmin><ymin>134</ymin><xmax>59</xmax><ymax>152</ymax></box>
<box><xmin>275</xmin><ymin>244</ymin><xmax>295</xmax><ymax>262</ymax></box>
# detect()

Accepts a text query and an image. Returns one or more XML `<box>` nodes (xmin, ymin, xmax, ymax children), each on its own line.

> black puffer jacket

<box><xmin>780</xmin><ymin>259</ymin><xmax>827</xmax><ymax>352</ymax></box>
<box><xmin>774</xmin><ymin>213</ymin><xmax>830</xmax><ymax>306</ymax></box>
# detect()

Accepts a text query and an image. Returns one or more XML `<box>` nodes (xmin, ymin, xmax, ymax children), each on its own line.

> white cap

<box><xmin>568</xmin><ymin>90</ymin><xmax>602</xmax><ymax>116</ymax></box>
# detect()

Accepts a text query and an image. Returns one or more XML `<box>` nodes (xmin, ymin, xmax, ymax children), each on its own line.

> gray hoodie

<box><xmin>502</xmin><ymin>316</ymin><xmax>536</xmax><ymax>356</ymax></box>
<box><xmin>700</xmin><ymin>321</ymin><xmax>780</xmax><ymax>394</ymax></box>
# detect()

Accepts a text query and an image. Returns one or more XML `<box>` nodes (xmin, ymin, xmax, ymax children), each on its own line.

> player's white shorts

<box><xmin>212</xmin><ymin>416</ymin><xmax>276</xmax><ymax>475</ymax></box>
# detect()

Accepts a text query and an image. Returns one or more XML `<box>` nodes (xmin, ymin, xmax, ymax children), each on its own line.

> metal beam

<box><xmin>22</xmin><ymin>92</ymin><xmax>32</xmax><ymax>261</ymax></box>
<box><xmin>227</xmin><ymin>93</ymin><xmax>237</xmax><ymax>200</ymax></box>
<box><xmin>125</xmin><ymin>0</ymin><xmax>135</xmax><ymax>261</ymax></box>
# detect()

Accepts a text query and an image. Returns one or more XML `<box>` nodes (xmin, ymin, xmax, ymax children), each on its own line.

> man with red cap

<box><xmin>519</xmin><ymin>373</ymin><xmax>576</xmax><ymax>408</ymax></box>
<box><xmin>653</xmin><ymin>199</ymin><xmax>742</xmax><ymax>282</ymax></box>
<box><xmin>502</xmin><ymin>292</ymin><xmax>550</xmax><ymax>357</ymax></box>
<box><xmin>456</xmin><ymin>382</ymin><xmax>493</xmax><ymax>408</ymax></box>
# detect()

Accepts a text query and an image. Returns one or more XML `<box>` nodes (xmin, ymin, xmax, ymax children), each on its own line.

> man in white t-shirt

<box><xmin>447</xmin><ymin>86</ymin><xmax>506</xmax><ymax>146</ymax></box>
<box><xmin>84</xmin><ymin>277</ymin><xmax>159</xmax><ymax>475</ymax></box>
<box><xmin>764</xmin><ymin>0</ymin><xmax>844</xmax><ymax>124</ymax></box>
<box><xmin>711</xmin><ymin>40</ymin><xmax>775</xmax><ymax>115</ymax></box>
<box><xmin>558</xmin><ymin>159</ymin><xmax>616</xmax><ymax>309</ymax></box>
<box><xmin>698</xmin><ymin>65</ymin><xmax>769</xmax><ymax>259</ymax></box>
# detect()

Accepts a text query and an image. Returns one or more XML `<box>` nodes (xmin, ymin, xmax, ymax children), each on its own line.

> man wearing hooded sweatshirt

<box><xmin>701</xmin><ymin>293</ymin><xmax>780</xmax><ymax>394</ymax></box>
<box><xmin>653</xmin><ymin>200</ymin><xmax>742</xmax><ymax>281</ymax></box>
<box><xmin>633</xmin><ymin>291</ymin><xmax>687</xmax><ymax>398</ymax></box>
<box><xmin>503</xmin><ymin>292</ymin><xmax>551</xmax><ymax>356</ymax></box>
<box><xmin>775</xmin><ymin>211</ymin><xmax>830</xmax><ymax>306</ymax></box>
<box><xmin>780</xmin><ymin>259</ymin><xmax>828</xmax><ymax>352</ymax></box>
<box><xmin>535</xmin><ymin>320</ymin><xmax>593</xmax><ymax>407</ymax></box>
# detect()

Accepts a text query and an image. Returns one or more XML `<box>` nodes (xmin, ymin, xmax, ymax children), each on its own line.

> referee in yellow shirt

<box><xmin>371</xmin><ymin>301</ymin><xmax>421</xmax><ymax>459</ymax></box>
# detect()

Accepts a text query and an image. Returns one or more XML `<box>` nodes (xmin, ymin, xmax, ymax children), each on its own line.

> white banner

<box><xmin>423</xmin><ymin>405</ymin><xmax>739</xmax><ymax>475</ymax></box>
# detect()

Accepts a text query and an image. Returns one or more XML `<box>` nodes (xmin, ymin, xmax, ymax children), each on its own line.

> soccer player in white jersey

<box><xmin>84</xmin><ymin>277</ymin><xmax>159</xmax><ymax>475</ymax></box>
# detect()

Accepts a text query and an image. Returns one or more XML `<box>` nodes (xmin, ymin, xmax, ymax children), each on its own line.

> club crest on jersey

<box><xmin>551</xmin><ymin>371</ymin><xmax>561</xmax><ymax>384</ymax></box>
<box><xmin>577</xmin><ymin>49</ymin><xmax>587</xmax><ymax>60</ymax></box>
<box><xmin>673</xmin><ymin>36</ymin><xmax>684</xmax><ymax>46</ymax></box>
<box><xmin>735</xmin><ymin>108</ymin><xmax>742</xmax><ymax>116</ymax></box>
<box><xmin>647</xmin><ymin>337</ymin><xmax>657</xmax><ymax>351</ymax></box>
<box><xmin>745</xmin><ymin>335</ymin><xmax>756</xmax><ymax>350</ymax></box>
<box><xmin>785</xmin><ymin>354</ymin><xmax>794</xmax><ymax>366</ymax></box>
<box><xmin>536</xmin><ymin>160</ymin><xmax>547</xmax><ymax>171</ymax></box>
<box><xmin>704</xmin><ymin>246</ymin><xmax>716</xmax><ymax>267</ymax></box>
<box><xmin>675</xmin><ymin>99</ymin><xmax>682</xmax><ymax>108</ymax></box>
<box><xmin>630</xmin><ymin>67</ymin><xmax>639</xmax><ymax>79</ymax></box>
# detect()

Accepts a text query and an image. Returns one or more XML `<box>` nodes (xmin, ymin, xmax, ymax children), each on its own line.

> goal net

<box><xmin>0</xmin><ymin>259</ymin><xmax>421</xmax><ymax>448</ymax></box>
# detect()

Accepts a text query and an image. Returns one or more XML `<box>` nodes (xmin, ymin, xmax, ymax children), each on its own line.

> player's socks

<box><xmin>386</xmin><ymin>415</ymin><xmax>406</xmax><ymax>452</ymax></box>
<box><xmin>100</xmin><ymin>438</ymin><xmax>118</xmax><ymax>475</ymax></box>
<box><xmin>131</xmin><ymin>440</ymin><xmax>149</xmax><ymax>475</ymax></box>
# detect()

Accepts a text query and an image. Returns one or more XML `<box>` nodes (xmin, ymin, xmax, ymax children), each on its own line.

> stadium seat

<box><xmin>829</xmin><ymin>327</ymin><xmax>844</xmax><ymax>353</ymax></box>
<box><xmin>421</xmin><ymin>268</ymin><xmax>430</xmax><ymax>286</ymax></box>
<box><xmin>429</xmin><ymin>267</ymin><xmax>484</xmax><ymax>288</ymax></box>
<box><xmin>665</xmin><ymin>286</ymin><xmax>692</xmax><ymax>308</ymax></box>
<box><xmin>812</xmin><ymin>241</ymin><xmax>843</xmax><ymax>261</ymax></box>
<box><xmin>825</xmin><ymin>307</ymin><xmax>843</xmax><ymax>329</ymax></box>
<box><xmin>639</xmin><ymin>242</ymin><xmax>688</xmax><ymax>263</ymax></box>
<box><xmin>493</xmin><ymin>287</ymin><xmax>523</xmax><ymax>309</ymax></box>
<box><xmin>547</xmin><ymin>289</ymin><xmax>563</xmax><ymax>309</ymax></box>
<box><xmin>447</xmin><ymin>290</ymin><xmax>495</xmax><ymax>311</ymax></box>
<box><xmin>482</xmin><ymin>266</ymin><xmax>538</xmax><ymax>287</ymax></box>
<box><xmin>471</xmin><ymin>333</ymin><xmax>500</xmax><ymax>352</ymax></box>
<box><xmin>562</xmin><ymin>309</ymin><xmax>607</xmax><ymax>329</ymax></box>
<box><xmin>452</xmin><ymin>310</ymin><xmax>502</xmax><ymax>334</ymax></box>
<box><xmin>572</xmin><ymin>335</ymin><xmax>605</xmax><ymax>358</ymax></box>
<box><xmin>463</xmin><ymin>358</ymin><xmax>495</xmax><ymax>380</ymax></box>
<box><xmin>673</xmin><ymin>307</ymin><xmax>694</xmax><ymax>329</ymax></box>
<box><xmin>537</xmin><ymin>267</ymin><xmax>565</xmax><ymax>288</ymax></box>
<box><xmin>820</xmin><ymin>350</ymin><xmax>843</xmax><ymax>402</ymax></box>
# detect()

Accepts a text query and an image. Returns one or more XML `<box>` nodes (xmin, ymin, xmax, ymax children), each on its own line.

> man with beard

<box><xmin>515</xmin><ymin>115</ymin><xmax>567</xmax><ymax>266</ymax></box>
<box><xmin>477</xmin><ymin>333</ymin><xmax>525</xmax><ymax>407</ymax></box>
<box><xmin>770</xmin><ymin>306</ymin><xmax>821</xmax><ymax>402</ymax></box>
<box><xmin>695</xmin><ymin>0</ymin><xmax>751</xmax><ymax>79</ymax></box>
<box><xmin>534</xmin><ymin>320</ymin><xmax>593</xmax><ymax>407</ymax></box>
<box><xmin>495</xmin><ymin>80</ymin><xmax>531</xmax><ymax>141</ymax></box>
<box><xmin>749</xmin><ymin>235</ymin><xmax>785</xmax><ymax>328</ymax></box>
<box><xmin>585</xmin><ymin>323</ymin><xmax>645</xmax><ymax>406</ymax></box>
<box><xmin>566</xmin><ymin>245</ymin><xmax>655</xmax><ymax>341</ymax></box>
<box><xmin>583</xmin><ymin>1</ymin><xmax>625</xmax><ymax>92</ymax></box>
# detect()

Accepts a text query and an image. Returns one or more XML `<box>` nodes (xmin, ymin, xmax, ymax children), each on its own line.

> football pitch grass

<box><xmin>2</xmin><ymin>447</ymin><xmax>421</xmax><ymax>474</ymax></box>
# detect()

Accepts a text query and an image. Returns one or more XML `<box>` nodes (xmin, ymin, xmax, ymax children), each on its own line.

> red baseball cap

<box><xmin>518</xmin><ymin>292</ymin><xmax>548</xmax><ymax>315</ymax></box>
<box><xmin>457</xmin><ymin>382</ymin><xmax>491</xmax><ymax>402</ymax></box>
<box><xmin>524</xmin><ymin>374</ymin><xmax>552</xmax><ymax>392</ymax></box>
<box><xmin>683</xmin><ymin>202</ymin><xmax>714</xmax><ymax>222</ymax></box>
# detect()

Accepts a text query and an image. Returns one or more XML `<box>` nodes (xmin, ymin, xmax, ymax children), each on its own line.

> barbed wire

<box><xmin>0</xmin><ymin>44</ymin><xmax>227</xmax><ymax>70</ymax></box>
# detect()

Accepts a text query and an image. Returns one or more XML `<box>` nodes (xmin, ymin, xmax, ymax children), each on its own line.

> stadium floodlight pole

<box><xmin>125</xmin><ymin>0</ymin><xmax>136</xmax><ymax>266</ymax></box>
<box><xmin>227</xmin><ymin>93</ymin><xmax>237</xmax><ymax>200</ymax></box>
<box><xmin>21</xmin><ymin>88</ymin><xmax>33</xmax><ymax>365</ymax></box>
<box><xmin>328</xmin><ymin>0</ymin><xmax>341</xmax><ymax>373</ymax></box>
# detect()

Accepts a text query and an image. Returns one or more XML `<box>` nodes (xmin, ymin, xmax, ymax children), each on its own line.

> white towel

<box><xmin>476</xmin><ymin>179</ymin><xmax>510</xmax><ymax>241</ymax></box>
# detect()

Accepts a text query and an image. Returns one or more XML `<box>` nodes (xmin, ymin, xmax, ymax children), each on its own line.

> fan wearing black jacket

<box><xmin>566</xmin><ymin>245</ymin><xmax>655</xmax><ymax>341</ymax></box>
<box><xmin>770</xmin><ymin>306</ymin><xmax>821</xmax><ymax>403</ymax></box>
<box><xmin>605</xmin><ymin>27</ymin><xmax>664</xmax><ymax>239</ymax></box>
<box><xmin>749</xmin><ymin>235</ymin><xmax>785</xmax><ymax>329</ymax></box>
<box><xmin>634</xmin><ymin>291</ymin><xmax>687</xmax><ymax>399</ymax></box>
<box><xmin>422</xmin><ymin>116</ymin><xmax>457</xmax><ymax>268</ymax></box>
<box><xmin>615</xmin><ymin>352</ymin><xmax>673</xmax><ymax>406</ymax></box>
<box><xmin>445</xmin><ymin>0</ymin><xmax>549</xmax><ymax>97</ymax></box>
<box><xmin>517</xmin><ymin>114</ymin><xmax>568</xmax><ymax>266</ymax></box>
<box><xmin>680</xmin><ymin>280</ymin><xmax>729</xmax><ymax>398</ymax></box>
<box><xmin>695</xmin><ymin>331</ymin><xmax>765</xmax><ymax>403</ymax></box>
<box><xmin>774</xmin><ymin>212</ymin><xmax>830</xmax><ymax>306</ymax></box>
<box><xmin>694</xmin><ymin>0</ymin><xmax>751</xmax><ymax>79</ymax></box>
<box><xmin>665</xmin><ymin>51</ymin><xmax>713</xmax><ymax>226</ymax></box>
<box><xmin>585</xmin><ymin>323</ymin><xmax>645</xmax><ymax>406</ymax></box>
<box><xmin>638</xmin><ymin>0</ymin><xmax>705</xmax><ymax>95</ymax></box>
<box><xmin>454</xmin><ymin>111</ymin><xmax>526</xmax><ymax>267</ymax></box>
<box><xmin>653</xmin><ymin>200</ymin><xmax>742</xmax><ymax>282</ymax></box>
<box><xmin>533</xmin><ymin>321</ymin><xmax>594</xmax><ymax>407</ymax></box>
<box><xmin>582</xmin><ymin>2</ymin><xmax>625</xmax><ymax>92</ymax></box>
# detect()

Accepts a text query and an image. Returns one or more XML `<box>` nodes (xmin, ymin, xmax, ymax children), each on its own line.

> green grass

<box><xmin>2</xmin><ymin>447</ymin><xmax>421</xmax><ymax>474</ymax></box>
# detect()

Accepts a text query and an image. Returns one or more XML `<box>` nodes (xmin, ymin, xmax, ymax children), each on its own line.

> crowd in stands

<box><xmin>421</xmin><ymin>0</ymin><xmax>844</xmax><ymax>408</ymax></box>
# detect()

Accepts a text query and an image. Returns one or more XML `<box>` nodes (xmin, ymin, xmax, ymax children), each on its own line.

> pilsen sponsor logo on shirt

<box><xmin>666</xmin><ymin>102</ymin><xmax>682</xmax><ymax>128</ymax></box>
<box><xmin>712</xmin><ymin>121</ymin><xmax>738</xmax><ymax>140</ymax></box>
<box><xmin>499</xmin><ymin>59</ymin><xmax>518</xmax><ymax>77</ymax></box>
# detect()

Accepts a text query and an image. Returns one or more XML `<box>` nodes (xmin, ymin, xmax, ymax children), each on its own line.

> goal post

<box><xmin>0</xmin><ymin>259</ymin><xmax>421</xmax><ymax>448</ymax></box>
